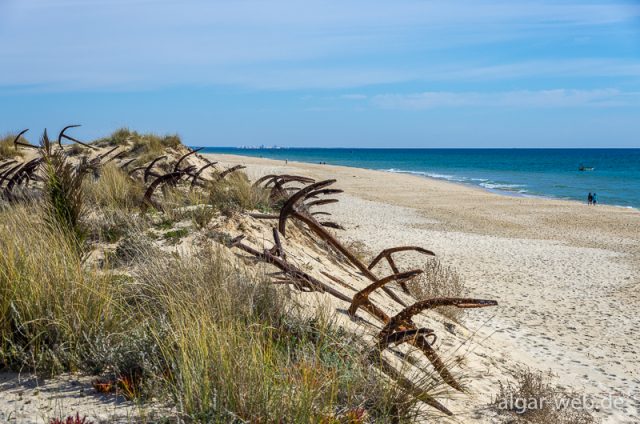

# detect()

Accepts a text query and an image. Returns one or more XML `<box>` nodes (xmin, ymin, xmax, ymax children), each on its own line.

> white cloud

<box><xmin>371</xmin><ymin>89</ymin><xmax>640</xmax><ymax>109</ymax></box>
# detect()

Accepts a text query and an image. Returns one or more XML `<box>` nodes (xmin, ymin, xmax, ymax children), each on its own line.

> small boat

<box><xmin>578</xmin><ymin>165</ymin><xmax>594</xmax><ymax>171</ymax></box>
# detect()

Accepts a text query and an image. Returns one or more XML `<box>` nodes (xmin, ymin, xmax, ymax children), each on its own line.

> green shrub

<box><xmin>163</xmin><ymin>228</ymin><xmax>189</xmax><ymax>243</ymax></box>
<box><xmin>41</xmin><ymin>139</ymin><xmax>87</xmax><ymax>241</ymax></box>
<box><xmin>93</xmin><ymin>128</ymin><xmax>182</xmax><ymax>163</ymax></box>
<box><xmin>94</xmin><ymin>127</ymin><xmax>136</xmax><ymax>146</ymax></box>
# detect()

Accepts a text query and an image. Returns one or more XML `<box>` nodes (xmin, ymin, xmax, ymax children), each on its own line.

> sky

<box><xmin>0</xmin><ymin>0</ymin><xmax>639</xmax><ymax>148</ymax></box>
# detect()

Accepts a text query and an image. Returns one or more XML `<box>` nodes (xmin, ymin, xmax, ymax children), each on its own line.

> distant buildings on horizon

<box><xmin>237</xmin><ymin>145</ymin><xmax>287</xmax><ymax>150</ymax></box>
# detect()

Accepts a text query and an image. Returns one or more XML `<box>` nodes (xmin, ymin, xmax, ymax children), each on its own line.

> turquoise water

<box><xmin>200</xmin><ymin>148</ymin><xmax>640</xmax><ymax>209</ymax></box>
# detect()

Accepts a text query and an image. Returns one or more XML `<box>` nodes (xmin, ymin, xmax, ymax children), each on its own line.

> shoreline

<box><xmin>199</xmin><ymin>149</ymin><xmax>639</xmax><ymax>211</ymax></box>
<box><xmin>205</xmin><ymin>152</ymin><xmax>639</xmax><ymax>212</ymax></box>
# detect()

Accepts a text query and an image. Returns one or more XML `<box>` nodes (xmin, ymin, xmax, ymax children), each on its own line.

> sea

<box><xmin>199</xmin><ymin>148</ymin><xmax>640</xmax><ymax>209</ymax></box>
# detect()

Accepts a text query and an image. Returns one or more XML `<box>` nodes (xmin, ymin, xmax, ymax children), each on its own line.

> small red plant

<box><xmin>92</xmin><ymin>374</ymin><xmax>142</xmax><ymax>400</ymax></box>
<box><xmin>92</xmin><ymin>378</ymin><xmax>115</xmax><ymax>394</ymax></box>
<box><xmin>49</xmin><ymin>412</ymin><xmax>94</xmax><ymax>424</ymax></box>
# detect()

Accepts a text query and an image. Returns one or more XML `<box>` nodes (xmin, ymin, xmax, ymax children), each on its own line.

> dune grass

<box><xmin>0</xmin><ymin>204</ymin><xmax>129</xmax><ymax>374</ymax></box>
<box><xmin>83</xmin><ymin>163</ymin><xmax>144</xmax><ymax>211</ymax></box>
<box><xmin>156</xmin><ymin>170</ymin><xmax>271</xmax><ymax>225</ymax></box>
<box><xmin>134</xmin><ymin>246</ymin><xmax>418</xmax><ymax>422</ymax></box>
<box><xmin>0</xmin><ymin>136</ymin><xmax>451</xmax><ymax>422</ymax></box>
<box><xmin>207</xmin><ymin>171</ymin><xmax>271</xmax><ymax>216</ymax></box>
<box><xmin>492</xmin><ymin>369</ymin><xmax>598</xmax><ymax>424</ymax></box>
<box><xmin>0</xmin><ymin>203</ymin><xmax>422</xmax><ymax>422</ymax></box>
<box><xmin>41</xmin><ymin>143</ymin><xmax>87</xmax><ymax>241</ymax></box>
<box><xmin>0</xmin><ymin>133</ymin><xmax>25</xmax><ymax>159</ymax></box>
<box><xmin>408</xmin><ymin>259</ymin><xmax>466</xmax><ymax>321</ymax></box>
<box><xmin>95</xmin><ymin>128</ymin><xmax>181</xmax><ymax>164</ymax></box>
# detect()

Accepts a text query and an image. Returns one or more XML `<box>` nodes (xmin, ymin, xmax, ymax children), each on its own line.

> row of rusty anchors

<box><xmin>7</xmin><ymin>126</ymin><xmax>127</xmax><ymax>183</ymax></box>
<box><xmin>12</xmin><ymin>126</ymin><xmax>97</xmax><ymax>152</ymax></box>
<box><xmin>253</xmin><ymin>174</ymin><xmax>317</xmax><ymax>207</ymax></box>
<box><xmin>2</xmin><ymin>127</ymin><xmax>98</xmax><ymax>200</ymax></box>
<box><xmin>140</xmin><ymin>148</ymin><xmax>247</xmax><ymax>212</ymax></box>
<box><xmin>250</xmin><ymin>175</ymin><xmax>346</xmax><ymax>231</ymax></box>
<box><xmin>229</xmin><ymin>178</ymin><xmax>498</xmax><ymax>416</ymax></box>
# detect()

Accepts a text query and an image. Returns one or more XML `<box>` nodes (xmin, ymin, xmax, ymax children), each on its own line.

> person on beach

<box><xmin>592</xmin><ymin>192</ymin><xmax>598</xmax><ymax>205</ymax></box>
<box><xmin>588</xmin><ymin>192</ymin><xmax>593</xmax><ymax>205</ymax></box>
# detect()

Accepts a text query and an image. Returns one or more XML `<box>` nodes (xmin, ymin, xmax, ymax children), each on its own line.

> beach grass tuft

<box><xmin>492</xmin><ymin>369</ymin><xmax>599</xmax><ymax>424</ymax></box>
<box><xmin>207</xmin><ymin>171</ymin><xmax>271</xmax><ymax>216</ymax></box>
<box><xmin>83</xmin><ymin>163</ymin><xmax>144</xmax><ymax>211</ymax></box>
<box><xmin>408</xmin><ymin>259</ymin><xmax>466</xmax><ymax>321</ymax></box>
<box><xmin>0</xmin><ymin>133</ymin><xmax>26</xmax><ymax>159</ymax></box>
<box><xmin>0</xmin><ymin>204</ymin><xmax>129</xmax><ymax>374</ymax></box>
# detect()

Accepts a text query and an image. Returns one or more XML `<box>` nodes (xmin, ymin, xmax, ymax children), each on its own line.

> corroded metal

<box><xmin>0</xmin><ymin>160</ymin><xmax>18</xmax><ymax>172</ymax></box>
<box><xmin>144</xmin><ymin>155</ymin><xmax>167</xmax><ymax>183</ymax></box>
<box><xmin>142</xmin><ymin>170</ymin><xmax>188</xmax><ymax>211</ymax></box>
<box><xmin>348</xmin><ymin>270</ymin><xmax>423</xmax><ymax>317</ymax></box>
<box><xmin>0</xmin><ymin>163</ymin><xmax>23</xmax><ymax>187</ymax></box>
<box><xmin>119</xmin><ymin>158</ymin><xmax>137</xmax><ymax>170</ymax></box>
<box><xmin>303</xmin><ymin>188</ymin><xmax>343</xmax><ymax>200</ymax></box>
<box><xmin>13</xmin><ymin>129</ymin><xmax>37</xmax><ymax>150</ymax></box>
<box><xmin>369</xmin><ymin>246</ymin><xmax>436</xmax><ymax>294</ymax></box>
<box><xmin>98</xmin><ymin>146</ymin><xmax>120</xmax><ymax>160</ymax></box>
<box><xmin>304</xmin><ymin>198</ymin><xmax>339</xmax><ymax>208</ymax></box>
<box><xmin>190</xmin><ymin>161</ymin><xmax>217</xmax><ymax>189</ymax></box>
<box><xmin>57</xmin><ymin>125</ymin><xmax>95</xmax><ymax>149</ymax></box>
<box><xmin>319</xmin><ymin>221</ymin><xmax>344</xmax><ymax>230</ymax></box>
<box><xmin>228</xmin><ymin>234</ymin><xmax>352</xmax><ymax>302</ymax></box>
<box><xmin>2</xmin><ymin>158</ymin><xmax>42</xmax><ymax>199</ymax></box>
<box><xmin>216</xmin><ymin>165</ymin><xmax>246</xmax><ymax>181</ymax></box>
<box><xmin>173</xmin><ymin>147</ymin><xmax>203</xmax><ymax>172</ymax></box>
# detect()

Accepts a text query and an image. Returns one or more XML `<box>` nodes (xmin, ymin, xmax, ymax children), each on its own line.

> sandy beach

<box><xmin>206</xmin><ymin>153</ymin><xmax>640</xmax><ymax>423</ymax></box>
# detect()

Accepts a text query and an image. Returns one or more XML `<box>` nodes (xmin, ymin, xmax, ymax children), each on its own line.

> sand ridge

<box><xmin>206</xmin><ymin>153</ymin><xmax>640</xmax><ymax>423</ymax></box>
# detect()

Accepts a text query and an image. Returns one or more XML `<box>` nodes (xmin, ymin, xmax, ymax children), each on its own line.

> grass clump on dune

<box><xmin>492</xmin><ymin>369</ymin><xmax>598</xmax><ymax>424</ymax></box>
<box><xmin>0</xmin><ymin>204</ymin><xmax>129</xmax><ymax>373</ymax></box>
<box><xmin>41</xmin><ymin>140</ymin><xmax>87</xmax><ymax>241</ymax></box>
<box><xmin>408</xmin><ymin>259</ymin><xmax>466</xmax><ymax>322</ymax></box>
<box><xmin>83</xmin><ymin>163</ymin><xmax>144</xmax><ymax>211</ymax></box>
<box><xmin>208</xmin><ymin>171</ymin><xmax>271</xmax><ymax>216</ymax></box>
<box><xmin>95</xmin><ymin>128</ymin><xmax>182</xmax><ymax>163</ymax></box>
<box><xmin>0</xmin><ymin>133</ymin><xmax>25</xmax><ymax>159</ymax></box>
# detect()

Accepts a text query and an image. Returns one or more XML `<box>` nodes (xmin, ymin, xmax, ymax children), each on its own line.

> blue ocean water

<box><xmin>200</xmin><ymin>148</ymin><xmax>640</xmax><ymax>209</ymax></box>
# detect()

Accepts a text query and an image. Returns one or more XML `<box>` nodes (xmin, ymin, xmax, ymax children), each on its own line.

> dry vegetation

<box><xmin>95</xmin><ymin>127</ymin><xmax>181</xmax><ymax>164</ymax></box>
<box><xmin>0</xmin><ymin>133</ymin><xmax>25</xmax><ymax>159</ymax></box>
<box><xmin>83</xmin><ymin>163</ymin><xmax>144</xmax><ymax>210</ymax></box>
<box><xmin>491</xmin><ymin>369</ymin><xmax>599</xmax><ymax>424</ymax></box>
<box><xmin>0</xmin><ymin>127</ymin><xmax>598</xmax><ymax>423</ymax></box>
<box><xmin>0</xmin><ymin>128</ymin><xmax>436</xmax><ymax>422</ymax></box>
<box><xmin>408</xmin><ymin>259</ymin><xmax>466</xmax><ymax>321</ymax></box>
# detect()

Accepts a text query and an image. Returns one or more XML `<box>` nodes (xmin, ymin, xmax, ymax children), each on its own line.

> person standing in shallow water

<box><xmin>588</xmin><ymin>192</ymin><xmax>593</xmax><ymax>205</ymax></box>
<box><xmin>592</xmin><ymin>192</ymin><xmax>598</xmax><ymax>205</ymax></box>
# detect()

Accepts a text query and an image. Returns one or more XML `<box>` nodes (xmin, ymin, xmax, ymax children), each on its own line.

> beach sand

<box><xmin>206</xmin><ymin>153</ymin><xmax>640</xmax><ymax>423</ymax></box>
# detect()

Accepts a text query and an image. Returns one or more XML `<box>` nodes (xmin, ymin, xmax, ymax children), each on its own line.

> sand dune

<box><xmin>207</xmin><ymin>153</ymin><xmax>640</xmax><ymax>423</ymax></box>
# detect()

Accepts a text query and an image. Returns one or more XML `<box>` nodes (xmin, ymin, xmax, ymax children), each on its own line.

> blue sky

<box><xmin>1</xmin><ymin>0</ymin><xmax>639</xmax><ymax>147</ymax></box>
